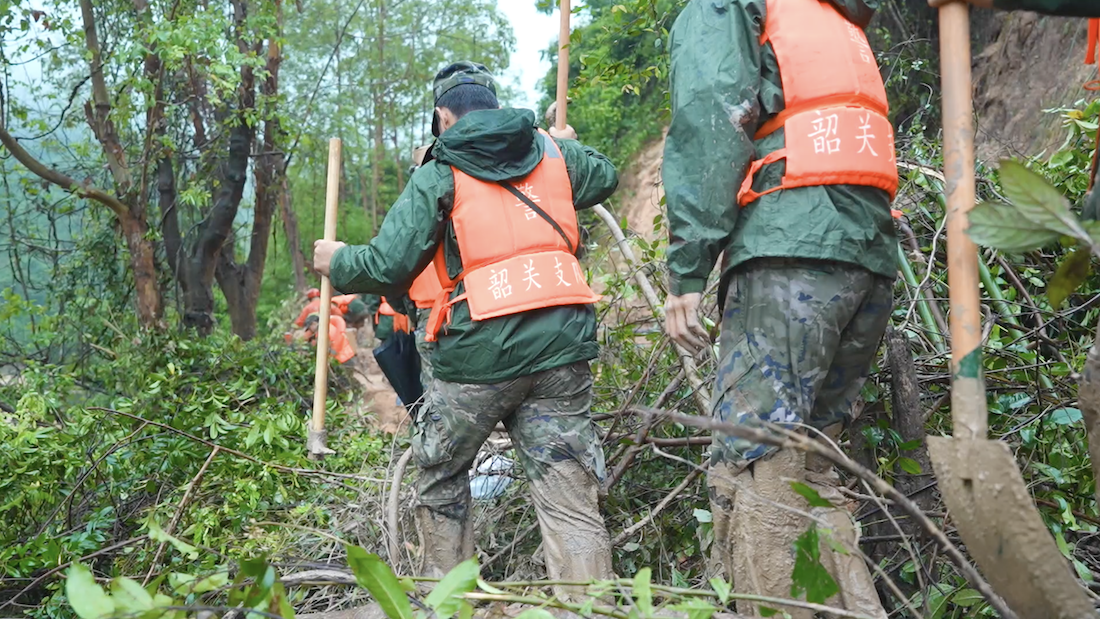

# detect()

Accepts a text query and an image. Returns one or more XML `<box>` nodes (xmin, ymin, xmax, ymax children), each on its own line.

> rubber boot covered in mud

<box><xmin>415</xmin><ymin>505</ymin><xmax>474</xmax><ymax>579</ymax></box>
<box><xmin>712</xmin><ymin>446</ymin><xmax>886</xmax><ymax>619</ymax></box>
<box><xmin>529</xmin><ymin>461</ymin><xmax>614</xmax><ymax>602</ymax></box>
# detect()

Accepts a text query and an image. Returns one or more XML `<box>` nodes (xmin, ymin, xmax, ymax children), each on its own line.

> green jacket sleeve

<box><xmin>995</xmin><ymin>0</ymin><xmax>1100</xmax><ymax>16</ymax></box>
<box><xmin>662</xmin><ymin>0</ymin><xmax>763</xmax><ymax>295</ymax></box>
<box><xmin>553</xmin><ymin>138</ymin><xmax>620</xmax><ymax>209</ymax></box>
<box><xmin>329</xmin><ymin>164</ymin><xmax>449</xmax><ymax>296</ymax></box>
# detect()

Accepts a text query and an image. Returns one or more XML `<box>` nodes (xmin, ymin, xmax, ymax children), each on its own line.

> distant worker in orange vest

<box><xmin>312</xmin><ymin>61</ymin><xmax>618</xmax><ymax>596</ymax></box>
<box><xmin>289</xmin><ymin>289</ymin><xmax>365</xmax><ymax>364</ymax></box>
<box><xmin>662</xmin><ymin>1</ymin><xmax>895</xmax><ymax>616</ymax></box>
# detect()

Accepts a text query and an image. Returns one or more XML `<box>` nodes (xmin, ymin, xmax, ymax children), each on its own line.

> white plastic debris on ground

<box><xmin>470</xmin><ymin>454</ymin><xmax>515</xmax><ymax>500</ymax></box>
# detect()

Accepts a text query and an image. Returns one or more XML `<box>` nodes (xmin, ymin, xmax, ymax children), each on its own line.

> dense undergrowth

<box><xmin>6</xmin><ymin>1</ymin><xmax>1100</xmax><ymax>617</ymax></box>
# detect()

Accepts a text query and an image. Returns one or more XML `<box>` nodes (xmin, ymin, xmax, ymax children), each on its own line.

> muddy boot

<box><xmin>528</xmin><ymin>461</ymin><xmax>613</xmax><ymax>602</ymax></box>
<box><xmin>707</xmin><ymin>461</ymin><xmax>739</xmax><ymax>580</ymax></box>
<box><xmin>415</xmin><ymin>505</ymin><xmax>474</xmax><ymax>579</ymax></box>
<box><xmin>729</xmin><ymin>448</ymin><xmax>813</xmax><ymax>619</ymax></box>
<box><xmin>805</xmin><ymin>451</ymin><xmax>887</xmax><ymax>619</ymax></box>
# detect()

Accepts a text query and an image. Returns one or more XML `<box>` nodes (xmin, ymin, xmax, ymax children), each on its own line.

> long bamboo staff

<box><xmin>555</xmin><ymin>0</ymin><xmax>570</xmax><ymax>131</ymax></box>
<box><xmin>307</xmin><ymin>138</ymin><xmax>342</xmax><ymax>460</ymax></box>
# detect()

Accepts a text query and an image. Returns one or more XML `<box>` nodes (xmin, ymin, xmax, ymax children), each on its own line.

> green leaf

<box><xmin>111</xmin><ymin>577</ymin><xmax>153</xmax><ymax>613</ymax></box>
<box><xmin>345</xmin><ymin>546</ymin><xmax>413</xmax><ymax>619</ymax></box>
<box><xmin>998</xmin><ymin>159</ymin><xmax>1090</xmax><ymax>241</ymax></box>
<box><xmin>66</xmin><ymin>564</ymin><xmax>115</xmax><ymax>619</ymax></box>
<box><xmin>966</xmin><ymin>202</ymin><xmax>1061</xmax><ymax>252</ymax></box>
<box><xmin>1048</xmin><ymin>248</ymin><xmax>1092</xmax><ymax>308</ymax></box>
<box><xmin>897</xmin><ymin>457</ymin><xmax>923</xmax><ymax>475</ymax></box>
<box><xmin>513</xmin><ymin>610</ymin><xmax>556</xmax><ymax>619</ymax></box>
<box><xmin>951</xmin><ymin>588</ymin><xmax>985</xmax><ymax>607</ymax></box>
<box><xmin>1048</xmin><ymin>407</ymin><xmax>1083</xmax><ymax>426</ymax></box>
<box><xmin>693</xmin><ymin>508</ymin><xmax>712</xmax><ymax>523</ymax></box>
<box><xmin>789</xmin><ymin>482</ymin><xmax>833</xmax><ymax>508</ymax></box>
<box><xmin>758</xmin><ymin>607</ymin><xmax>780</xmax><ymax>617</ymax></box>
<box><xmin>425</xmin><ymin>558</ymin><xmax>479</xmax><ymax>618</ymax></box>
<box><xmin>146</xmin><ymin>520</ymin><xmax>199</xmax><ymax>560</ymax></box>
<box><xmin>671</xmin><ymin>598</ymin><xmax>715</xmax><ymax>619</ymax></box>
<box><xmin>708</xmin><ymin>577</ymin><xmax>731</xmax><ymax>605</ymax></box>
<box><xmin>790</xmin><ymin>525</ymin><xmax>839</xmax><ymax>604</ymax></box>
<box><xmin>633</xmin><ymin>567</ymin><xmax>653</xmax><ymax>617</ymax></box>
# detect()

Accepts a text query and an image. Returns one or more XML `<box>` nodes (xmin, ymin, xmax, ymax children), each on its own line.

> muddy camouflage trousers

<box><xmin>708</xmin><ymin>258</ymin><xmax>892</xmax><ymax>618</ymax></box>
<box><xmin>411</xmin><ymin>361</ymin><xmax>612</xmax><ymax>594</ymax></box>
<box><xmin>711</xmin><ymin>258</ymin><xmax>893</xmax><ymax>467</ymax></box>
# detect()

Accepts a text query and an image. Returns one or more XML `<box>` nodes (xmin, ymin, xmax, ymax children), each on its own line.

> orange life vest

<box><xmin>737</xmin><ymin>0</ymin><xmax>898</xmax><ymax>208</ymax></box>
<box><xmin>294</xmin><ymin>297</ymin><xmax>344</xmax><ymax>328</ymax></box>
<box><xmin>1087</xmin><ymin>19</ymin><xmax>1098</xmax><ymax>88</ymax></box>
<box><xmin>424</xmin><ymin>131</ymin><xmax>601</xmax><ymax>342</ymax></box>
<box><xmin>302</xmin><ymin>313</ymin><xmax>356</xmax><ymax>364</ymax></box>
<box><xmin>408</xmin><ymin>267</ymin><xmax>444</xmax><ymax>309</ymax></box>
<box><xmin>376</xmin><ymin>297</ymin><xmax>411</xmax><ymax>334</ymax></box>
<box><xmin>332</xmin><ymin>294</ymin><xmax>360</xmax><ymax>315</ymax></box>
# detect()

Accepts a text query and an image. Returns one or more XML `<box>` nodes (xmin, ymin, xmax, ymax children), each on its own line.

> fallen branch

<box><xmin>612</xmin><ymin>466</ymin><xmax>705</xmax><ymax>545</ymax></box>
<box><xmin>591</xmin><ymin>204</ymin><xmax>710</xmax><ymax>413</ymax></box>
<box><xmin>386</xmin><ymin>447</ymin><xmax>414</xmax><ymax>564</ymax></box>
<box><xmin>629</xmin><ymin>406</ymin><xmax>1016</xmax><ymax>619</ymax></box>
<box><xmin>144</xmin><ymin>446</ymin><xmax>220</xmax><ymax>585</ymax></box>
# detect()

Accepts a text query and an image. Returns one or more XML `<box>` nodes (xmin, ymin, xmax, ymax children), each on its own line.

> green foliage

<box><xmin>789</xmin><ymin>525</ymin><xmax>838</xmax><ymax>605</ymax></box>
<box><xmin>537</xmin><ymin>0</ymin><xmax>686</xmax><ymax>167</ymax></box>
<box><xmin>0</xmin><ymin>328</ymin><xmax>384</xmax><ymax>617</ymax></box>
<box><xmin>347</xmin><ymin>547</ymin><xmax>415</xmax><ymax>619</ymax></box>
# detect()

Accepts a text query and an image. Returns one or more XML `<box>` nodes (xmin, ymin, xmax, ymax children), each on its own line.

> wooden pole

<box><xmin>307</xmin><ymin>138</ymin><xmax>342</xmax><ymax>460</ymax></box>
<box><xmin>555</xmin><ymin>0</ymin><xmax>570</xmax><ymax>130</ymax></box>
<box><xmin>939</xmin><ymin>3</ymin><xmax>987</xmax><ymax>440</ymax></box>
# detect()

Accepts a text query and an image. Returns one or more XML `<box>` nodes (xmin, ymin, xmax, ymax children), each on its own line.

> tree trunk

<box><xmin>215</xmin><ymin>0</ymin><xmax>283</xmax><ymax>340</ymax></box>
<box><xmin>280</xmin><ymin>176</ymin><xmax>309</xmax><ymax>293</ymax></box>
<box><xmin>885</xmin><ymin>327</ymin><xmax>936</xmax><ymax>528</ymax></box>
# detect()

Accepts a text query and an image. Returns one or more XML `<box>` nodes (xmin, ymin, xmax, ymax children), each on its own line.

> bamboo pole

<box><xmin>307</xmin><ymin>138</ymin><xmax>342</xmax><ymax>460</ymax></box>
<box><xmin>555</xmin><ymin>0</ymin><xmax>570</xmax><ymax>131</ymax></box>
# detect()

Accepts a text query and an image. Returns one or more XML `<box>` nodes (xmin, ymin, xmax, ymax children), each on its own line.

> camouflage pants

<box><xmin>411</xmin><ymin>361</ymin><xmax>611</xmax><ymax>588</ymax></box>
<box><xmin>412</xmin><ymin>360</ymin><xmax>606</xmax><ymax>508</ymax></box>
<box><xmin>711</xmin><ymin>258</ymin><xmax>893</xmax><ymax>467</ymax></box>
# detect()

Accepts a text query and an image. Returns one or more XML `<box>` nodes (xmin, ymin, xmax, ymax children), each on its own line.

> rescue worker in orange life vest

<box><xmin>312</xmin><ymin>62</ymin><xmax>619</xmax><ymax>594</ymax></box>
<box><xmin>662</xmin><ymin>2</ymin><xmax>894</xmax><ymax>616</ymax></box>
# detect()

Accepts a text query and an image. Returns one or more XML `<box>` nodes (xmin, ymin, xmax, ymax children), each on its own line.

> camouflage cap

<box><xmin>432</xmin><ymin>61</ymin><xmax>497</xmax><ymax>137</ymax></box>
<box><xmin>432</xmin><ymin>61</ymin><xmax>497</xmax><ymax>104</ymax></box>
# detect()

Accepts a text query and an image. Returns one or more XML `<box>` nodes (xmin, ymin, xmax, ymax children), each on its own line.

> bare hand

<box><xmin>664</xmin><ymin>292</ymin><xmax>710</xmax><ymax>353</ymax></box>
<box><xmin>313</xmin><ymin>240</ymin><xmax>346</xmax><ymax>276</ymax></box>
<box><xmin>548</xmin><ymin>124</ymin><xmax>578</xmax><ymax>141</ymax></box>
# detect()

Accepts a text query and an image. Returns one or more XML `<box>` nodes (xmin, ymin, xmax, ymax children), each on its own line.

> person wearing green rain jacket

<box><xmin>661</xmin><ymin>1</ymin><xmax>896</xmax><ymax>616</ymax></box>
<box><xmin>312</xmin><ymin>62</ymin><xmax>619</xmax><ymax>598</ymax></box>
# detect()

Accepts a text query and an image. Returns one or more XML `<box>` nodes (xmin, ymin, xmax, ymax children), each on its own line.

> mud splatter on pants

<box><xmin>708</xmin><ymin>258</ymin><xmax>891</xmax><ymax>619</ymax></box>
<box><xmin>411</xmin><ymin>361</ymin><xmax>612</xmax><ymax>600</ymax></box>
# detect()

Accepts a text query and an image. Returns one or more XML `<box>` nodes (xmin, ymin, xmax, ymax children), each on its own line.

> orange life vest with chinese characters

<box><xmin>424</xmin><ymin>131</ymin><xmax>601</xmax><ymax>342</ymax></box>
<box><xmin>376</xmin><ymin>297</ymin><xmax>411</xmax><ymax>334</ymax></box>
<box><xmin>737</xmin><ymin>0</ymin><xmax>898</xmax><ymax>208</ymax></box>
<box><xmin>408</xmin><ymin>267</ymin><xmax>444</xmax><ymax>309</ymax></box>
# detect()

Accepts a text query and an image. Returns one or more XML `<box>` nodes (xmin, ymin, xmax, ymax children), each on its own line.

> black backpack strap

<box><xmin>499</xmin><ymin>182</ymin><xmax>575</xmax><ymax>255</ymax></box>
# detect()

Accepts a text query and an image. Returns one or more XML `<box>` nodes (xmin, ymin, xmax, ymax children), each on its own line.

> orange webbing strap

<box><xmin>738</xmin><ymin>149</ymin><xmax>903</xmax><ymax>219</ymax></box>
<box><xmin>737</xmin><ymin>149</ymin><xmax>788</xmax><ymax>206</ymax></box>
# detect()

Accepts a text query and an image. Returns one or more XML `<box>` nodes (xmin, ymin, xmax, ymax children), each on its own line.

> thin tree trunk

<box><xmin>280</xmin><ymin>176</ymin><xmax>308</xmax><ymax>293</ymax></box>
